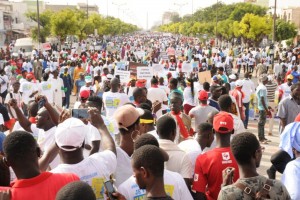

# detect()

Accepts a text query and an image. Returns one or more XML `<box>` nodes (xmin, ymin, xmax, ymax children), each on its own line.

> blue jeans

<box><xmin>243</xmin><ymin>102</ymin><xmax>250</xmax><ymax>129</ymax></box>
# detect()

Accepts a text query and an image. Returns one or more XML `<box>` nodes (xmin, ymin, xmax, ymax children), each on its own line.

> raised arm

<box><xmin>9</xmin><ymin>99</ymin><xmax>32</xmax><ymax>132</ymax></box>
<box><xmin>89</xmin><ymin>108</ymin><xmax>116</xmax><ymax>155</ymax></box>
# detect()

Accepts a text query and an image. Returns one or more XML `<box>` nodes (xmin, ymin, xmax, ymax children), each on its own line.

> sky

<box><xmin>36</xmin><ymin>0</ymin><xmax>300</xmax><ymax>29</ymax></box>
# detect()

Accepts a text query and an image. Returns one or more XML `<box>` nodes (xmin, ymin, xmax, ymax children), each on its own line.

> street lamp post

<box><xmin>86</xmin><ymin>0</ymin><xmax>89</xmax><ymax>18</ymax></box>
<box><xmin>272</xmin><ymin>0</ymin><xmax>277</xmax><ymax>43</ymax></box>
<box><xmin>37</xmin><ymin>0</ymin><xmax>40</xmax><ymax>49</ymax></box>
<box><xmin>174</xmin><ymin>2</ymin><xmax>188</xmax><ymax>16</ymax></box>
<box><xmin>215</xmin><ymin>0</ymin><xmax>219</xmax><ymax>47</ymax></box>
<box><xmin>112</xmin><ymin>2</ymin><xmax>126</xmax><ymax>19</ymax></box>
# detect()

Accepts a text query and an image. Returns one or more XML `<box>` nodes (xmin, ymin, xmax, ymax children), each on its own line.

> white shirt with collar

<box><xmin>158</xmin><ymin>139</ymin><xmax>193</xmax><ymax>179</ymax></box>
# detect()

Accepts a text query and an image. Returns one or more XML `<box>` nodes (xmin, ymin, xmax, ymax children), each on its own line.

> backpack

<box><xmin>234</xmin><ymin>179</ymin><xmax>274</xmax><ymax>200</ymax></box>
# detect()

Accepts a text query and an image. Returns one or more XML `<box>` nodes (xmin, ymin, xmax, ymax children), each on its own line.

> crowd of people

<box><xmin>0</xmin><ymin>32</ymin><xmax>299</xmax><ymax>200</ymax></box>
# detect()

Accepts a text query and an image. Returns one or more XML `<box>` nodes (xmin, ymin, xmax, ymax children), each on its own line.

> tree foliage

<box><xmin>275</xmin><ymin>19</ymin><xmax>298</xmax><ymax>41</ymax></box>
<box><xmin>26</xmin><ymin>9</ymin><xmax>139</xmax><ymax>42</ymax></box>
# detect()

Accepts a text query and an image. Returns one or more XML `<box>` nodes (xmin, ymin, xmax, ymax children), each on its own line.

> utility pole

<box><xmin>37</xmin><ymin>0</ymin><xmax>40</xmax><ymax>49</ymax></box>
<box><xmin>86</xmin><ymin>0</ymin><xmax>89</xmax><ymax>18</ymax></box>
<box><xmin>107</xmin><ymin>0</ymin><xmax>108</xmax><ymax>17</ymax></box>
<box><xmin>215</xmin><ymin>0</ymin><xmax>218</xmax><ymax>47</ymax></box>
<box><xmin>272</xmin><ymin>0</ymin><xmax>277</xmax><ymax>43</ymax></box>
<box><xmin>146</xmin><ymin>11</ymin><xmax>148</xmax><ymax>30</ymax></box>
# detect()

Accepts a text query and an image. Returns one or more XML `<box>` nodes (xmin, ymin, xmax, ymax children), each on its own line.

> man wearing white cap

<box><xmin>228</xmin><ymin>74</ymin><xmax>236</xmax><ymax>90</ymax></box>
<box><xmin>49</xmin><ymin>69</ymin><xmax>65</xmax><ymax>108</ymax></box>
<box><xmin>51</xmin><ymin>110</ymin><xmax>117</xmax><ymax>200</ymax></box>
<box><xmin>230</xmin><ymin>79</ymin><xmax>245</xmax><ymax>121</ymax></box>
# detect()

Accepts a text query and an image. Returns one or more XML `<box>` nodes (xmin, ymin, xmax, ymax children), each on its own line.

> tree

<box><xmin>51</xmin><ymin>9</ymin><xmax>78</xmax><ymax>43</ymax></box>
<box><xmin>217</xmin><ymin>19</ymin><xmax>235</xmax><ymax>41</ymax></box>
<box><xmin>26</xmin><ymin>10</ymin><xmax>54</xmax><ymax>42</ymax></box>
<box><xmin>275</xmin><ymin>19</ymin><xmax>297</xmax><ymax>42</ymax></box>
<box><xmin>236</xmin><ymin>14</ymin><xmax>272</xmax><ymax>46</ymax></box>
<box><xmin>229</xmin><ymin>3</ymin><xmax>267</xmax><ymax>21</ymax></box>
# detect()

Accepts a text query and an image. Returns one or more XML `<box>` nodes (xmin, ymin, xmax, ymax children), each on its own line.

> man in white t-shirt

<box><xmin>102</xmin><ymin>78</ymin><xmax>129</xmax><ymax>118</ymax></box>
<box><xmin>278</xmin><ymin>74</ymin><xmax>293</xmax><ymax>102</ymax></box>
<box><xmin>189</xmin><ymin>90</ymin><xmax>218</xmax><ymax>129</ymax></box>
<box><xmin>51</xmin><ymin>110</ymin><xmax>117</xmax><ymax>200</ymax></box>
<box><xmin>5</xmin><ymin>81</ymin><xmax>22</xmax><ymax>118</ymax></box>
<box><xmin>118</xmin><ymin>134</ymin><xmax>193</xmax><ymax>200</ymax></box>
<box><xmin>48</xmin><ymin>69</ymin><xmax>65</xmax><ymax>108</ymax></box>
<box><xmin>39</xmin><ymin>73</ymin><xmax>55</xmax><ymax>105</ymax></box>
<box><xmin>9</xmin><ymin>96</ymin><xmax>60</xmax><ymax>169</ymax></box>
<box><xmin>80</xmin><ymin>75</ymin><xmax>96</xmax><ymax>95</ymax></box>
<box><xmin>19</xmin><ymin>73</ymin><xmax>38</xmax><ymax>116</ymax></box>
<box><xmin>147</xmin><ymin>77</ymin><xmax>168</xmax><ymax>118</ymax></box>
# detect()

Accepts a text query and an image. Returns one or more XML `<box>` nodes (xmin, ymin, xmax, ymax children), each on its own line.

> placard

<box><xmin>192</xmin><ymin>61</ymin><xmax>199</xmax><ymax>72</ymax></box>
<box><xmin>116</xmin><ymin>62</ymin><xmax>127</xmax><ymax>71</ymax></box>
<box><xmin>115</xmin><ymin>70</ymin><xmax>130</xmax><ymax>83</ymax></box>
<box><xmin>198</xmin><ymin>71</ymin><xmax>212</xmax><ymax>84</ymax></box>
<box><xmin>152</xmin><ymin>64</ymin><xmax>164</xmax><ymax>75</ymax></box>
<box><xmin>137</xmin><ymin>67</ymin><xmax>153</xmax><ymax>80</ymax></box>
<box><xmin>134</xmin><ymin>51</ymin><xmax>145</xmax><ymax>59</ymax></box>
<box><xmin>42</xmin><ymin>43</ymin><xmax>51</xmax><ymax>50</ymax></box>
<box><xmin>128</xmin><ymin>62</ymin><xmax>147</xmax><ymax>77</ymax></box>
<box><xmin>182</xmin><ymin>62</ymin><xmax>192</xmax><ymax>73</ymax></box>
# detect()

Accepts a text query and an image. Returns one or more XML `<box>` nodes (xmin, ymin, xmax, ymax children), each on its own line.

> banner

<box><xmin>42</xmin><ymin>43</ymin><xmax>51</xmax><ymax>50</ymax></box>
<box><xmin>137</xmin><ymin>67</ymin><xmax>153</xmax><ymax>80</ymax></box>
<box><xmin>152</xmin><ymin>64</ymin><xmax>164</xmax><ymax>75</ymax></box>
<box><xmin>116</xmin><ymin>62</ymin><xmax>127</xmax><ymax>71</ymax></box>
<box><xmin>128</xmin><ymin>62</ymin><xmax>147</xmax><ymax>77</ymax></box>
<box><xmin>182</xmin><ymin>62</ymin><xmax>192</xmax><ymax>73</ymax></box>
<box><xmin>198</xmin><ymin>71</ymin><xmax>212</xmax><ymax>84</ymax></box>
<box><xmin>134</xmin><ymin>51</ymin><xmax>145</xmax><ymax>59</ymax></box>
<box><xmin>115</xmin><ymin>70</ymin><xmax>130</xmax><ymax>83</ymax></box>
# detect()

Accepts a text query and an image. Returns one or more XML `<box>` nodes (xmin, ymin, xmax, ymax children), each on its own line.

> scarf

<box><xmin>171</xmin><ymin>111</ymin><xmax>189</xmax><ymax>139</ymax></box>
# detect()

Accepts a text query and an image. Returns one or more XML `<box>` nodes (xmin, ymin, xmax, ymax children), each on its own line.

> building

<box><xmin>244</xmin><ymin>0</ymin><xmax>269</xmax><ymax>8</ymax></box>
<box><xmin>280</xmin><ymin>7</ymin><xmax>300</xmax><ymax>44</ymax></box>
<box><xmin>44</xmin><ymin>3</ymin><xmax>99</xmax><ymax>14</ymax></box>
<box><xmin>161</xmin><ymin>11</ymin><xmax>179</xmax><ymax>25</ymax></box>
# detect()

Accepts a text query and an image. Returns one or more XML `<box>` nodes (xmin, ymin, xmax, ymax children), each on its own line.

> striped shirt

<box><xmin>266</xmin><ymin>82</ymin><xmax>278</xmax><ymax>102</ymax></box>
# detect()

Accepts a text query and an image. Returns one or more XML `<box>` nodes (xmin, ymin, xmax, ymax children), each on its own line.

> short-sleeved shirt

<box><xmin>102</xmin><ymin>91</ymin><xmax>130</xmax><ymax>118</ymax></box>
<box><xmin>218</xmin><ymin>175</ymin><xmax>291</xmax><ymax>200</ymax></box>
<box><xmin>281</xmin><ymin>157</ymin><xmax>300</xmax><ymax>200</ymax></box>
<box><xmin>51</xmin><ymin>150</ymin><xmax>117</xmax><ymax>200</ymax></box>
<box><xmin>277</xmin><ymin>95</ymin><xmax>300</xmax><ymax>126</ymax></box>
<box><xmin>208</xmin><ymin>98</ymin><xmax>220</xmax><ymax>111</ymax></box>
<box><xmin>189</xmin><ymin>105</ymin><xmax>218</xmax><ymax>127</ymax></box>
<box><xmin>256</xmin><ymin>84</ymin><xmax>268</xmax><ymax>111</ymax></box>
<box><xmin>8</xmin><ymin>172</ymin><xmax>79</xmax><ymax>200</ymax></box>
<box><xmin>265</xmin><ymin>82</ymin><xmax>278</xmax><ymax>103</ymax></box>
<box><xmin>192</xmin><ymin>147</ymin><xmax>239</xmax><ymax>200</ymax></box>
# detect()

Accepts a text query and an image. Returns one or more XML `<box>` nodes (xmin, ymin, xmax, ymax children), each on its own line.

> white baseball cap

<box><xmin>55</xmin><ymin>118</ymin><xmax>87</xmax><ymax>151</ymax></box>
<box><xmin>236</xmin><ymin>80</ymin><xmax>244</xmax><ymax>87</ymax></box>
<box><xmin>229</xmin><ymin>74</ymin><xmax>236</xmax><ymax>80</ymax></box>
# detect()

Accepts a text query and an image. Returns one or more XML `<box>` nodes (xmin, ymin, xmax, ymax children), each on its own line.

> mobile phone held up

<box><xmin>38</xmin><ymin>98</ymin><xmax>46</xmax><ymax>110</ymax></box>
<box><xmin>71</xmin><ymin>109</ymin><xmax>89</xmax><ymax>119</ymax></box>
<box><xmin>104</xmin><ymin>181</ymin><xmax>117</xmax><ymax>200</ymax></box>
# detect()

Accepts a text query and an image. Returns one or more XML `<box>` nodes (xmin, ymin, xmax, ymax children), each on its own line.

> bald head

<box><xmin>207</xmin><ymin>110</ymin><xmax>219</xmax><ymax>124</ymax></box>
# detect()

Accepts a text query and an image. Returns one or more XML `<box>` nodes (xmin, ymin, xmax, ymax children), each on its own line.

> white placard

<box><xmin>114</xmin><ymin>70</ymin><xmax>130</xmax><ymax>83</ymax></box>
<box><xmin>137</xmin><ymin>67</ymin><xmax>153</xmax><ymax>80</ymax></box>
<box><xmin>182</xmin><ymin>62</ymin><xmax>192</xmax><ymax>72</ymax></box>
<box><xmin>134</xmin><ymin>51</ymin><xmax>145</xmax><ymax>59</ymax></box>
<box><xmin>152</xmin><ymin>64</ymin><xmax>164</xmax><ymax>75</ymax></box>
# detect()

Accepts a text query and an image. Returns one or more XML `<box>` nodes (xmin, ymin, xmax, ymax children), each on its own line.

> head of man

<box><xmin>218</xmin><ymin>94</ymin><xmax>233</xmax><ymax>113</ymax></box>
<box><xmin>102</xmin><ymin>66</ymin><xmax>109</xmax><ymax>75</ymax></box>
<box><xmin>291</xmin><ymin>82</ymin><xmax>300</xmax><ymax>100</ymax></box>
<box><xmin>203</xmin><ymin>82</ymin><xmax>210</xmax><ymax>92</ymax></box>
<box><xmin>85</xmin><ymin>76</ymin><xmax>92</xmax><ymax>87</ymax></box>
<box><xmin>55</xmin><ymin>118</ymin><xmax>86</xmax><ymax>157</ymax></box>
<box><xmin>12</xmin><ymin>81</ymin><xmax>20</xmax><ymax>93</ymax></box>
<box><xmin>131</xmin><ymin>145</ymin><xmax>164</xmax><ymax>190</ymax></box>
<box><xmin>287</xmin><ymin>74</ymin><xmax>293</xmax><ymax>85</ymax></box>
<box><xmin>244</xmin><ymin>72</ymin><xmax>250</xmax><ymax>79</ymax></box>
<box><xmin>3</xmin><ymin>131</ymin><xmax>41</xmax><ymax>177</ymax></box>
<box><xmin>198</xmin><ymin>90</ymin><xmax>208</xmax><ymax>105</ymax></box>
<box><xmin>79</xmin><ymin>73</ymin><xmax>85</xmax><ymax>80</ymax></box>
<box><xmin>86</xmin><ymin>96</ymin><xmax>103</xmax><ymax>112</ymax></box>
<box><xmin>159</xmin><ymin>77</ymin><xmax>164</xmax><ymax>85</ymax></box>
<box><xmin>26</xmin><ymin>73</ymin><xmax>34</xmax><ymax>82</ymax></box>
<box><xmin>210</xmin><ymin>85</ymin><xmax>222</xmax><ymax>100</ymax></box>
<box><xmin>213</xmin><ymin>111</ymin><xmax>234</xmax><ymax>146</ymax></box>
<box><xmin>197</xmin><ymin>123</ymin><xmax>214</xmax><ymax>150</ymax></box>
<box><xmin>207</xmin><ymin>110</ymin><xmax>219</xmax><ymax>124</ymax></box>
<box><xmin>169</xmin><ymin>78</ymin><xmax>178</xmax><ymax>90</ymax></box>
<box><xmin>293</xmin><ymin>65</ymin><xmax>298</xmax><ymax>72</ymax></box>
<box><xmin>52</xmin><ymin>69</ymin><xmax>59</xmax><ymax>78</ymax></box>
<box><xmin>156</xmin><ymin>115</ymin><xmax>176</xmax><ymax>142</ymax></box>
<box><xmin>139</xmin><ymin>109</ymin><xmax>154</xmax><ymax>134</ymax></box>
<box><xmin>36</xmin><ymin>108</ymin><xmax>53</xmax><ymax>130</ymax></box>
<box><xmin>151</xmin><ymin>76</ymin><xmax>158</xmax><ymax>87</ymax></box>
<box><xmin>114</xmin><ymin>105</ymin><xmax>142</xmax><ymax>141</ymax></box>
<box><xmin>56</xmin><ymin>181</ymin><xmax>96</xmax><ymax>200</ymax></box>
<box><xmin>130</xmin><ymin>79</ymin><xmax>136</xmax><ymax>87</ymax></box>
<box><xmin>110</xmin><ymin>77</ymin><xmax>120</xmax><ymax>92</ymax></box>
<box><xmin>133</xmin><ymin>87</ymin><xmax>147</xmax><ymax>105</ymax></box>
<box><xmin>63</xmin><ymin>67</ymin><xmax>68</xmax><ymax>74</ymax></box>
<box><xmin>231</xmin><ymin>132</ymin><xmax>262</xmax><ymax>168</ymax></box>
<box><xmin>169</xmin><ymin>91</ymin><xmax>183</xmax><ymax>114</ymax></box>
<box><xmin>218</xmin><ymin>67</ymin><xmax>225</xmax><ymax>75</ymax></box>
<box><xmin>259</xmin><ymin>74</ymin><xmax>268</xmax><ymax>85</ymax></box>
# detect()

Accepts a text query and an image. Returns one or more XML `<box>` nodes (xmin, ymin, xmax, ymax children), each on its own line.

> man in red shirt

<box><xmin>0</xmin><ymin>131</ymin><xmax>79</xmax><ymax>200</ymax></box>
<box><xmin>192</xmin><ymin>112</ymin><xmax>239</xmax><ymax>200</ymax></box>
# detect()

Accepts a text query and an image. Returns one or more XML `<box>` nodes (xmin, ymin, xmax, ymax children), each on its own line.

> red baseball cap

<box><xmin>198</xmin><ymin>90</ymin><xmax>208</xmax><ymax>101</ymax></box>
<box><xmin>80</xmin><ymin>90</ymin><xmax>90</xmax><ymax>99</ymax></box>
<box><xmin>213</xmin><ymin>111</ymin><xmax>234</xmax><ymax>134</ymax></box>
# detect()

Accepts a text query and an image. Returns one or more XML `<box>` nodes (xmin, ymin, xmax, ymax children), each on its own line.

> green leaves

<box><xmin>26</xmin><ymin>9</ymin><xmax>139</xmax><ymax>42</ymax></box>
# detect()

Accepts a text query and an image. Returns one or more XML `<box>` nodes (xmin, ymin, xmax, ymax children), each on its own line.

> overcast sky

<box><xmin>38</xmin><ymin>0</ymin><xmax>300</xmax><ymax>29</ymax></box>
